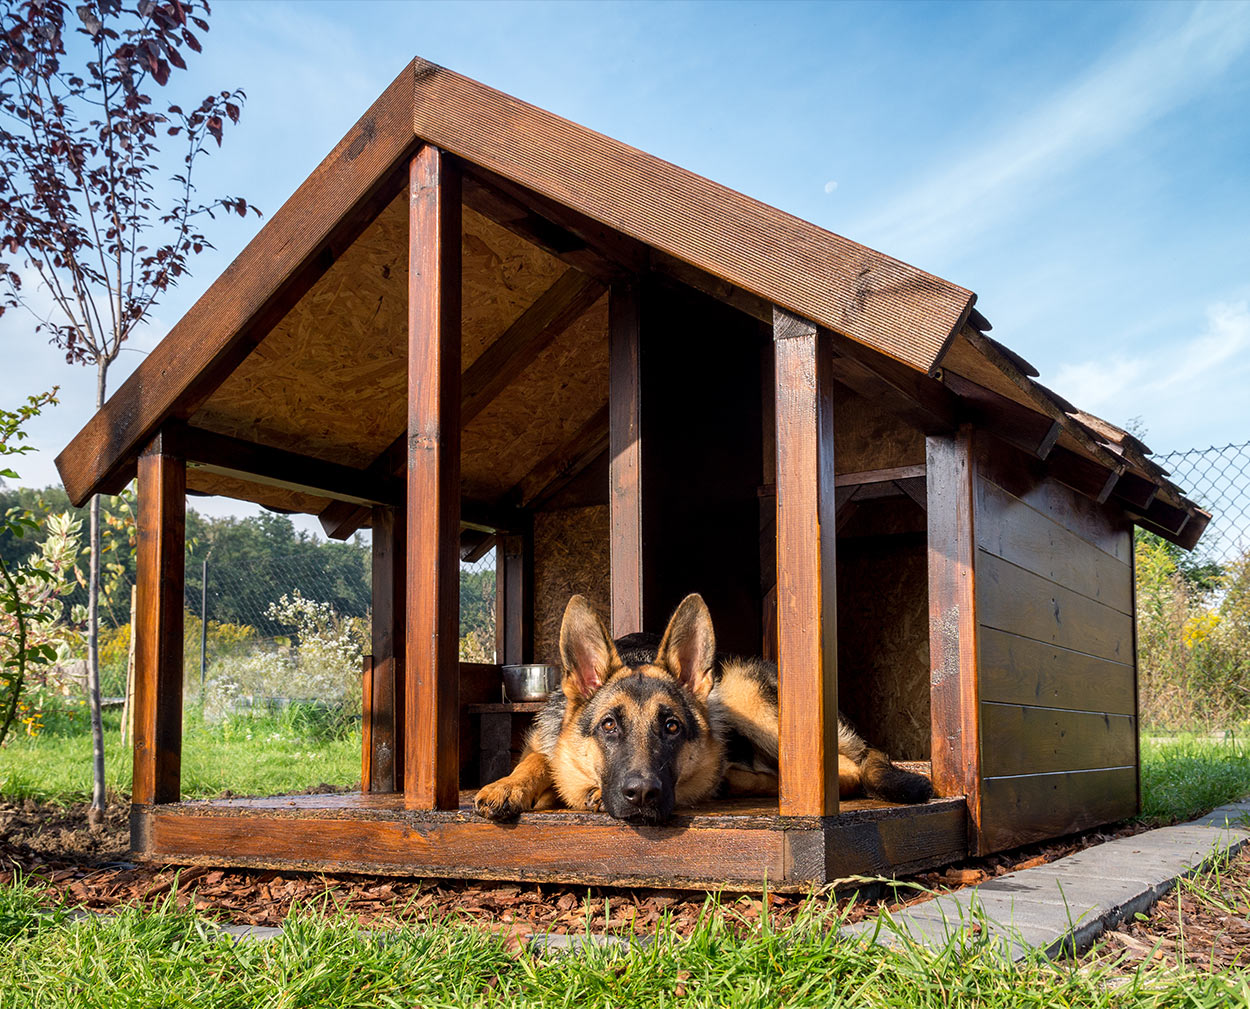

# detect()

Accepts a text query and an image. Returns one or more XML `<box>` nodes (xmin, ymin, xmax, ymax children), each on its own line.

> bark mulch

<box><xmin>0</xmin><ymin>797</ymin><xmax>1153</xmax><ymax>938</ymax></box>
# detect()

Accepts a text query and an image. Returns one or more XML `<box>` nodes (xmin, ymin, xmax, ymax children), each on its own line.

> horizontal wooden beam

<box><xmin>169</xmin><ymin>425</ymin><xmax>400</xmax><ymax>508</ymax></box>
<box><xmin>941</xmin><ymin>370</ymin><xmax>1062</xmax><ymax>461</ymax></box>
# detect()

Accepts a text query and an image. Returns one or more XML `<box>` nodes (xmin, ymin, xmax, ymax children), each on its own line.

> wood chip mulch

<box><xmin>0</xmin><ymin>797</ymin><xmax>1154</xmax><ymax>938</ymax></box>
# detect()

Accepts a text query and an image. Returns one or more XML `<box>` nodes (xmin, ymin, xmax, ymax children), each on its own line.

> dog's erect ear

<box><xmin>656</xmin><ymin>593</ymin><xmax>716</xmax><ymax>700</ymax></box>
<box><xmin>559</xmin><ymin>595</ymin><xmax>621</xmax><ymax>703</ymax></box>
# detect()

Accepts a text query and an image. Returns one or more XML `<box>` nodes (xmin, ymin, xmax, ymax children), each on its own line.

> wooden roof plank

<box><xmin>409</xmin><ymin>59</ymin><xmax>974</xmax><ymax>371</ymax></box>
<box><xmin>55</xmin><ymin>61</ymin><xmax>422</xmax><ymax>507</ymax></box>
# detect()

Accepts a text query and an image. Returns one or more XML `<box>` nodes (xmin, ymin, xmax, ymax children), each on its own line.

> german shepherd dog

<box><xmin>474</xmin><ymin>593</ymin><xmax>932</xmax><ymax>824</ymax></box>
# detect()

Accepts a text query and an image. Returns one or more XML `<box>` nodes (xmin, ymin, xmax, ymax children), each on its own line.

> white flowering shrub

<box><xmin>202</xmin><ymin>590</ymin><xmax>366</xmax><ymax>729</ymax></box>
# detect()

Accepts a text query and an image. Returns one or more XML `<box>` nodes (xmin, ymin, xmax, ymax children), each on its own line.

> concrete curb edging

<box><xmin>841</xmin><ymin>801</ymin><xmax>1250</xmax><ymax>961</ymax></box>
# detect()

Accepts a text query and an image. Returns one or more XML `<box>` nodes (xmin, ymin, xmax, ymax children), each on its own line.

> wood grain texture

<box><xmin>409</xmin><ymin>59</ymin><xmax>974</xmax><ymax>371</ymax></box>
<box><xmin>980</xmin><ymin>702</ymin><xmax>1136</xmax><ymax>777</ymax></box>
<box><xmin>976</xmin><ymin>550</ymin><xmax>1134</xmax><ymax>664</ymax></box>
<box><xmin>405</xmin><ymin>146</ymin><xmax>461</xmax><ymax>810</ymax></box>
<box><xmin>979</xmin><ymin>767</ymin><xmax>1138</xmax><ymax>853</ymax></box>
<box><xmin>496</xmin><ymin>531</ymin><xmax>532</xmax><ymax>666</ymax></box>
<box><xmin>773</xmin><ymin>309</ymin><xmax>838</xmax><ymax>817</ymax></box>
<box><xmin>609</xmin><ymin>279</ymin><xmax>643</xmax><ymax>638</ymax></box>
<box><xmin>58</xmin><ymin>62</ymin><xmax>419</xmax><ymax>506</ymax></box>
<box><xmin>134</xmin><ymin>793</ymin><xmax>969</xmax><ymax>888</ymax></box>
<box><xmin>926</xmin><ymin>428</ymin><xmax>982</xmax><ymax>847</ymax></box>
<box><xmin>976</xmin><ymin>477</ymin><xmax>1133</xmax><ymax>615</ymax></box>
<box><xmin>360</xmin><ymin>655</ymin><xmax>374</xmax><ymax>791</ymax></box>
<box><xmin>370</xmin><ymin>505</ymin><xmax>406</xmax><ymax>792</ymax></box>
<box><xmin>975</xmin><ymin>436</ymin><xmax>1133</xmax><ymax>564</ymax></box>
<box><xmin>978</xmin><ymin>627</ymin><xmax>1135</xmax><ymax>715</ymax></box>
<box><xmin>133</xmin><ymin>436</ymin><xmax>186</xmax><ymax>806</ymax></box>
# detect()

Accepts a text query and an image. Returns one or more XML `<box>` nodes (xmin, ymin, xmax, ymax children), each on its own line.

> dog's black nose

<box><xmin>620</xmin><ymin>773</ymin><xmax>662</xmax><ymax>807</ymax></box>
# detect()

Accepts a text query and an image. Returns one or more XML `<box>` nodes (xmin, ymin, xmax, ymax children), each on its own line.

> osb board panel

<box><xmin>533</xmin><ymin>505</ymin><xmax>609</xmax><ymax>664</ymax></box>
<box><xmin>461</xmin><ymin>294</ymin><xmax>609</xmax><ymax>502</ymax></box>
<box><xmin>185</xmin><ymin>468</ymin><xmax>333</xmax><ymax>516</ymax></box>
<box><xmin>461</xmin><ymin>207</ymin><xmax>567</xmax><ymax>371</ymax></box>
<box><xmin>833</xmin><ymin>388</ymin><xmax>924</xmax><ymax>474</ymax></box>
<box><xmin>192</xmin><ymin>190</ymin><xmax>410</xmax><ymax>468</ymax></box>
<box><xmin>193</xmin><ymin>198</ymin><xmax>566</xmax><ymax>473</ymax></box>
<box><xmin>836</xmin><ymin>532</ymin><xmax>931</xmax><ymax>760</ymax></box>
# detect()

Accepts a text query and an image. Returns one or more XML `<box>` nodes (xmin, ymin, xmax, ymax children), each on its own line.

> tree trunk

<box><xmin>85</xmin><ymin>358</ymin><xmax>109</xmax><ymax>828</ymax></box>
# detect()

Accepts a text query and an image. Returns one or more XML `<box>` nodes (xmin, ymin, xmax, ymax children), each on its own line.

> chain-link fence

<box><xmin>1155</xmin><ymin>441</ymin><xmax>1250</xmax><ymax>563</ymax></box>
<box><xmin>99</xmin><ymin>540</ymin><xmax>498</xmax><ymax>716</ymax></box>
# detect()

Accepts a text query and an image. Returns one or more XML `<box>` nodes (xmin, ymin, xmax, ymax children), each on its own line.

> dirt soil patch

<box><xmin>0</xmin><ymin>797</ymin><xmax>1155</xmax><ymax>937</ymax></box>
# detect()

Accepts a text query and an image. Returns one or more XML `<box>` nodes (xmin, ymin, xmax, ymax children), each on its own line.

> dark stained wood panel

<box><xmin>976</xmin><ymin>550</ymin><xmax>1134</xmax><ymax>664</ymax></box>
<box><xmin>58</xmin><ymin>62</ymin><xmax>420</xmax><ymax>506</ymax></box>
<box><xmin>773</xmin><ymin>310</ymin><xmax>839</xmax><ymax>817</ymax></box>
<box><xmin>408</xmin><ymin>60</ymin><xmax>974</xmax><ymax>371</ymax></box>
<box><xmin>979</xmin><ymin>767</ymin><xmax>1138</xmax><ymax>853</ymax></box>
<box><xmin>975</xmin><ymin>437</ymin><xmax>1133</xmax><ymax>564</ymax></box>
<box><xmin>980</xmin><ymin>702</ymin><xmax>1136</xmax><ymax>777</ymax></box>
<box><xmin>926</xmin><ymin>430</ymin><xmax>981</xmax><ymax>838</ymax></box>
<box><xmin>133</xmin><ymin>439</ymin><xmax>187</xmax><ymax>806</ymax></box>
<box><xmin>405</xmin><ymin>146</ymin><xmax>462</xmax><ymax>810</ymax></box>
<box><xmin>976</xmin><ymin>477</ymin><xmax>1133</xmax><ymax>614</ymax></box>
<box><xmin>979</xmin><ymin>627</ymin><xmax>1135</xmax><ymax>715</ymax></box>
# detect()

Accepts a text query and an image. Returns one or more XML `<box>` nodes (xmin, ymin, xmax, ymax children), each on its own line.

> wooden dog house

<box><xmin>58</xmin><ymin>59</ymin><xmax>1209</xmax><ymax>889</ymax></box>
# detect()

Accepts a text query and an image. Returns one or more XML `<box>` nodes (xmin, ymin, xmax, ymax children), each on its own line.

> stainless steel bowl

<box><xmin>501</xmin><ymin>664</ymin><xmax>561</xmax><ymax>702</ymax></box>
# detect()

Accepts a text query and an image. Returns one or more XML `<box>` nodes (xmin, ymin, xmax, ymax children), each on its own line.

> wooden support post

<box><xmin>133</xmin><ymin>433</ymin><xmax>186</xmax><ymax>806</ymax></box>
<box><xmin>405</xmin><ymin>145</ymin><xmax>462</xmax><ymax>810</ymax></box>
<box><xmin>496</xmin><ymin>529</ymin><xmax>532</xmax><ymax>665</ymax></box>
<box><xmin>609</xmin><ymin>278</ymin><xmax>643</xmax><ymax>638</ymax></box>
<box><xmin>926</xmin><ymin>426</ymin><xmax>982</xmax><ymax>848</ymax></box>
<box><xmin>369</xmin><ymin>504</ymin><xmax>406</xmax><ymax>792</ymax></box>
<box><xmin>773</xmin><ymin>308</ymin><xmax>839</xmax><ymax>818</ymax></box>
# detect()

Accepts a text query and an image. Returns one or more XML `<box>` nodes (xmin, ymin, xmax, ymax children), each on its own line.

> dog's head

<box><xmin>552</xmin><ymin>593</ymin><xmax>724</xmax><ymax>825</ymax></box>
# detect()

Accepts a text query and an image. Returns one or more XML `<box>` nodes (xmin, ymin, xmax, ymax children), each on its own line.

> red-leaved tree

<box><xmin>0</xmin><ymin>0</ymin><xmax>259</xmax><ymax>824</ymax></box>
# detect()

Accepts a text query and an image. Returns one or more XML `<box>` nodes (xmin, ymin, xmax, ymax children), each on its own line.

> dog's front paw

<box><xmin>582</xmin><ymin>786</ymin><xmax>603</xmax><ymax>812</ymax></box>
<box><xmin>475</xmin><ymin>779</ymin><xmax>530</xmax><ymax>821</ymax></box>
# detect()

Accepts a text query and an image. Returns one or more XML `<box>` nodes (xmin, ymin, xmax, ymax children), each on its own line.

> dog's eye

<box><xmin>600</xmin><ymin>716</ymin><xmax>617</xmax><ymax>733</ymax></box>
<box><xmin>664</xmin><ymin>718</ymin><xmax>682</xmax><ymax>735</ymax></box>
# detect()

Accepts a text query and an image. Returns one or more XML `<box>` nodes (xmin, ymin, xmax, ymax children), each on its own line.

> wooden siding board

<box><xmin>980</xmin><ymin>701</ymin><xmax>1136</xmax><ymax>777</ymax></box>
<box><xmin>976</xmin><ymin>478</ymin><xmax>1133</xmax><ymax>615</ymax></box>
<box><xmin>409</xmin><ymin>59</ymin><xmax>973</xmax><ymax>372</ymax></box>
<box><xmin>978</xmin><ymin>627</ymin><xmax>1135</xmax><ymax>715</ymax></box>
<box><xmin>980</xmin><ymin>767</ymin><xmax>1138</xmax><ymax>853</ymax></box>
<box><xmin>976</xmin><ymin>550</ymin><xmax>1134</xmax><ymax>664</ymax></box>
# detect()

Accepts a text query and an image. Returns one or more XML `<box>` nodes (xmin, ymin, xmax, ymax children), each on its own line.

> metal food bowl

<box><xmin>501</xmin><ymin>664</ymin><xmax>561</xmax><ymax>702</ymax></box>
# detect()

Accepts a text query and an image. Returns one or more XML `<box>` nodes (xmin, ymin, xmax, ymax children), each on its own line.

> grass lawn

<box><xmin>1139</xmin><ymin>734</ymin><xmax>1250</xmax><ymax>825</ymax></box>
<box><xmin>0</xmin><ymin>706</ymin><xmax>360</xmax><ymax>803</ymax></box>
<box><xmin>2</xmin><ymin>875</ymin><xmax>1247</xmax><ymax>1009</ymax></box>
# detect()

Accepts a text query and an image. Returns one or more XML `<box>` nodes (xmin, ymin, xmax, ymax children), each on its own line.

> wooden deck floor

<box><xmin>132</xmin><ymin>790</ymin><xmax>969</xmax><ymax>890</ymax></box>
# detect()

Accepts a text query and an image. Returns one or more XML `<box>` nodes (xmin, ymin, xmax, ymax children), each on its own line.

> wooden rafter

<box><xmin>511</xmin><ymin>405</ymin><xmax>610</xmax><ymax>509</ymax></box>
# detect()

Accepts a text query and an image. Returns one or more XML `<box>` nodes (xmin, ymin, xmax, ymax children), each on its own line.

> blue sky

<box><xmin>5</xmin><ymin>0</ymin><xmax>1249</xmax><ymax>531</ymax></box>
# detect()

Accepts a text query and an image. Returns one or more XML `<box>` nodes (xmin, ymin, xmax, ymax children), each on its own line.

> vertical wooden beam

<box><xmin>405</xmin><ymin>144</ymin><xmax>462</xmax><ymax>810</ymax></box>
<box><xmin>360</xmin><ymin>654</ymin><xmax>374</xmax><ymax>791</ymax></box>
<box><xmin>369</xmin><ymin>504</ymin><xmax>405</xmax><ymax>792</ymax></box>
<box><xmin>133</xmin><ymin>432</ymin><xmax>186</xmax><ymax>806</ymax></box>
<box><xmin>773</xmin><ymin>309</ymin><xmax>839</xmax><ymax>818</ymax></box>
<box><xmin>496</xmin><ymin>529</ymin><xmax>532</xmax><ymax>665</ymax></box>
<box><xmin>609</xmin><ymin>278</ymin><xmax>643</xmax><ymax>638</ymax></box>
<box><xmin>926</xmin><ymin>426</ymin><xmax>982</xmax><ymax>849</ymax></box>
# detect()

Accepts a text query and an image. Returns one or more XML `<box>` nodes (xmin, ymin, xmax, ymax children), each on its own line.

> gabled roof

<box><xmin>55</xmin><ymin>57</ymin><xmax>1209</xmax><ymax>549</ymax></box>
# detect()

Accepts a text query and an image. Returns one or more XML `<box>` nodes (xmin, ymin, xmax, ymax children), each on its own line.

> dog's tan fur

<box><xmin>474</xmin><ymin>593</ymin><xmax>931</xmax><ymax>822</ymax></box>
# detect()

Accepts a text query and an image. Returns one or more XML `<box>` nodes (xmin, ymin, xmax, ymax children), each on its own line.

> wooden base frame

<box><xmin>131</xmin><ymin>792</ymin><xmax>967</xmax><ymax>891</ymax></box>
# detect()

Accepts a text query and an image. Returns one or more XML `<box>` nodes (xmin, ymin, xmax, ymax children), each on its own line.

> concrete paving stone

<box><xmin>218</xmin><ymin>924</ymin><xmax>285</xmax><ymax>942</ymax></box>
<box><xmin>528</xmin><ymin>932</ymin><xmax>649</xmax><ymax>957</ymax></box>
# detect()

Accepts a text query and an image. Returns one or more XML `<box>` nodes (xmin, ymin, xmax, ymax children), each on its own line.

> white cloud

<box><xmin>1052</xmin><ymin>300</ymin><xmax>1250</xmax><ymax>448</ymax></box>
<box><xmin>849</xmin><ymin>3</ymin><xmax>1250</xmax><ymax>261</ymax></box>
